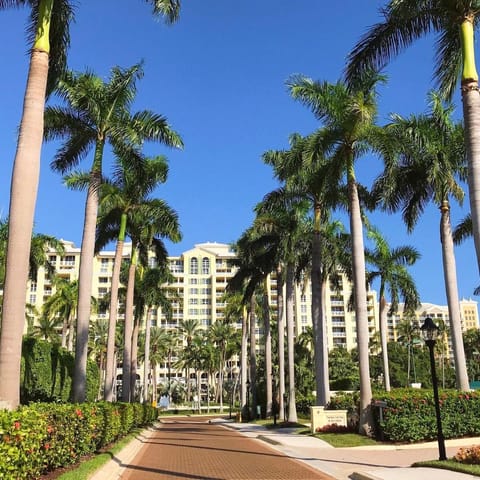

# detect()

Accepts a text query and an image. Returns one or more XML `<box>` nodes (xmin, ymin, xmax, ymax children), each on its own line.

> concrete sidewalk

<box><xmin>223</xmin><ymin>420</ymin><xmax>480</xmax><ymax>480</ymax></box>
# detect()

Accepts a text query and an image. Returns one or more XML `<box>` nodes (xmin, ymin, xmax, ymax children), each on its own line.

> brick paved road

<box><xmin>120</xmin><ymin>417</ymin><xmax>334</xmax><ymax>479</ymax></box>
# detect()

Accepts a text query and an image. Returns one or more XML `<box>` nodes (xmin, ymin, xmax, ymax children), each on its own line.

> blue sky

<box><xmin>0</xmin><ymin>1</ymin><xmax>477</xmax><ymax>306</ymax></box>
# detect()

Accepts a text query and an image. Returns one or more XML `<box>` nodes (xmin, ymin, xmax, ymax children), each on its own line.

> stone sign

<box><xmin>310</xmin><ymin>406</ymin><xmax>348</xmax><ymax>433</ymax></box>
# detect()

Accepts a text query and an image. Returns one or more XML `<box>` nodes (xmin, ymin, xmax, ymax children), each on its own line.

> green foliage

<box><xmin>0</xmin><ymin>402</ymin><xmax>157</xmax><ymax>479</ymax></box>
<box><xmin>328</xmin><ymin>347</ymin><xmax>359</xmax><ymax>390</ymax></box>
<box><xmin>373</xmin><ymin>389</ymin><xmax>480</xmax><ymax>442</ymax></box>
<box><xmin>20</xmin><ymin>338</ymin><xmax>100</xmax><ymax>404</ymax></box>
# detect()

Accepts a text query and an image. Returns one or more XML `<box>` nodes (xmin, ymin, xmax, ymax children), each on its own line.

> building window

<box><xmin>30</xmin><ymin>282</ymin><xmax>37</xmax><ymax>293</ymax></box>
<box><xmin>201</xmin><ymin>278</ymin><xmax>211</xmax><ymax>284</ymax></box>
<box><xmin>170</xmin><ymin>260</ymin><xmax>184</xmax><ymax>273</ymax></box>
<box><xmin>190</xmin><ymin>278</ymin><xmax>198</xmax><ymax>284</ymax></box>
<box><xmin>189</xmin><ymin>288</ymin><xmax>198</xmax><ymax>295</ymax></box>
<box><xmin>100</xmin><ymin>258</ymin><xmax>109</xmax><ymax>273</ymax></box>
<box><xmin>202</xmin><ymin>257</ymin><xmax>210</xmax><ymax>274</ymax></box>
<box><xmin>29</xmin><ymin>294</ymin><xmax>36</xmax><ymax>304</ymax></box>
<box><xmin>48</xmin><ymin>255</ymin><xmax>57</xmax><ymax>266</ymax></box>
<box><xmin>190</xmin><ymin>258</ymin><xmax>198</xmax><ymax>274</ymax></box>
<box><xmin>200</xmin><ymin>288</ymin><xmax>211</xmax><ymax>295</ymax></box>
<box><xmin>98</xmin><ymin>288</ymin><xmax>108</xmax><ymax>298</ymax></box>
<box><xmin>62</xmin><ymin>255</ymin><xmax>75</xmax><ymax>267</ymax></box>
<box><xmin>99</xmin><ymin>277</ymin><xmax>109</xmax><ymax>284</ymax></box>
<box><xmin>189</xmin><ymin>298</ymin><xmax>198</xmax><ymax>305</ymax></box>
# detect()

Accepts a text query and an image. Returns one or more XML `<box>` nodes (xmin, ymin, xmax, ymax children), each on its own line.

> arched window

<box><xmin>190</xmin><ymin>257</ymin><xmax>198</xmax><ymax>274</ymax></box>
<box><xmin>202</xmin><ymin>257</ymin><xmax>210</xmax><ymax>274</ymax></box>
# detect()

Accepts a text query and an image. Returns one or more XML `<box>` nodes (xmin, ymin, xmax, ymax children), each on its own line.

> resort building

<box><xmin>23</xmin><ymin>240</ymin><xmax>478</xmax><ymax>386</ymax></box>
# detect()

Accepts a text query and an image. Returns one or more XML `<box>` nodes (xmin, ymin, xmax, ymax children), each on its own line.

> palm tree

<box><xmin>0</xmin><ymin>0</ymin><xmax>181</xmax><ymax>411</ymax></box>
<box><xmin>135</xmin><ymin>266</ymin><xmax>174</xmax><ymax>403</ymax></box>
<box><xmin>208</xmin><ymin>321</ymin><xmax>236</xmax><ymax>412</ymax></box>
<box><xmin>373</xmin><ymin>92</ymin><xmax>470</xmax><ymax>390</ymax></box>
<box><xmin>365</xmin><ymin>227</ymin><xmax>421</xmax><ymax>391</ymax></box>
<box><xmin>95</xmin><ymin>153</ymin><xmax>173</xmax><ymax>401</ymax></box>
<box><xmin>262</xmin><ymin>132</ymin><xmax>351</xmax><ymax>407</ymax></box>
<box><xmin>288</xmin><ymin>72</ymin><xmax>385</xmax><ymax>434</ymax></box>
<box><xmin>33</xmin><ymin>315</ymin><xmax>62</xmax><ymax>343</ymax></box>
<box><xmin>397</xmin><ymin>317</ymin><xmax>422</xmax><ymax>386</ymax></box>
<box><xmin>345</xmin><ymin>0</ymin><xmax>480</xmax><ymax>276</ymax></box>
<box><xmin>0</xmin><ymin>0</ymin><xmax>71</xmax><ymax>410</ymax></box>
<box><xmin>178</xmin><ymin>318</ymin><xmax>200</xmax><ymax>402</ymax></box>
<box><xmin>44</xmin><ymin>63</ymin><xmax>182</xmax><ymax>402</ymax></box>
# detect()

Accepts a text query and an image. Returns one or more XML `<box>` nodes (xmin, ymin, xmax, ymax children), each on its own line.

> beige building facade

<box><xmin>23</xmin><ymin>241</ymin><xmax>478</xmax><ymax>382</ymax></box>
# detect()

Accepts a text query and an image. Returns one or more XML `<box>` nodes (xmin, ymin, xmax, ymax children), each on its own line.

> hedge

<box><xmin>20</xmin><ymin>338</ymin><xmax>100</xmax><ymax>403</ymax></box>
<box><xmin>0</xmin><ymin>402</ymin><xmax>158</xmax><ymax>479</ymax></box>
<box><xmin>372</xmin><ymin>389</ymin><xmax>480</xmax><ymax>442</ymax></box>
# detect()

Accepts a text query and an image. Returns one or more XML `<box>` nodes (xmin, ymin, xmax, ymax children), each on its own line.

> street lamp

<box><xmin>420</xmin><ymin>317</ymin><xmax>447</xmax><ymax>461</ymax></box>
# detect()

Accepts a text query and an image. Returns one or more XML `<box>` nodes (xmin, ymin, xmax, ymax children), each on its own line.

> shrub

<box><xmin>315</xmin><ymin>423</ymin><xmax>353</xmax><ymax>434</ymax></box>
<box><xmin>0</xmin><ymin>402</ymin><xmax>157</xmax><ymax>479</ymax></box>
<box><xmin>20</xmin><ymin>338</ymin><xmax>100</xmax><ymax>404</ymax></box>
<box><xmin>455</xmin><ymin>445</ymin><xmax>480</xmax><ymax>465</ymax></box>
<box><xmin>373</xmin><ymin>389</ymin><xmax>480</xmax><ymax>443</ymax></box>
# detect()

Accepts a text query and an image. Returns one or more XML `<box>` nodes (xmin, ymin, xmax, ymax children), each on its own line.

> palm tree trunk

<box><xmin>348</xmin><ymin>172</ymin><xmax>373</xmax><ymax>434</ymax></box>
<box><xmin>379</xmin><ymin>292</ymin><xmax>391</xmax><ymax>392</ymax></box>
<box><xmin>144</xmin><ymin>308</ymin><xmax>152</xmax><ymax>404</ymax></box>
<box><xmin>286</xmin><ymin>263</ymin><xmax>297</xmax><ymax>423</ymax></box>
<box><xmin>263</xmin><ymin>278</ymin><xmax>272</xmax><ymax>418</ymax></box>
<box><xmin>67</xmin><ymin>313</ymin><xmax>74</xmax><ymax>352</ymax></box>
<box><xmin>73</xmin><ymin>167</ymin><xmax>101</xmax><ymax>403</ymax></box>
<box><xmin>440</xmin><ymin>201</ymin><xmax>469</xmax><ymax>390</ymax></box>
<box><xmin>249</xmin><ymin>296</ymin><xmax>257</xmax><ymax>419</ymax></box>
<box><xmin>241</xmin><ymin>306</ymin><xmax>248</xmax><ymax>419</ymax></box>
<box><xmin>122</xmin><ymin>248</ymin><xmax>137</xmax><ymax>402</ymax></box>
<box><xmin>276</xmin><ymin>266</ymin><xmax>285</xmax><ymax>421</ymax></box>
<box><xmin>312</xmin><ymin>227</ymin><xmax>329</xmax><ymax>405</ymax></box>
<box><xmin>61</xmin><ymin>317</ymin><xmax>68</xmax><ymax>349</ymax></box>
<box><xmin>104</xmin><ymin>233</ymin><xmax>126</xmax><ymax>401</ymax></box>
<box><xmin>460</xmin><ymin>18</ymin><xmax>480</xmax><ymax>275</ymax></box>
<box><xmin>0</xmin><ymin>12</ymin><xmax>51</xmax><ymax>409</ymax></box>
<box><xmin>130</xmin><ymin>316</ymin><xmax>140</xmax><ymax>401</ymax></box>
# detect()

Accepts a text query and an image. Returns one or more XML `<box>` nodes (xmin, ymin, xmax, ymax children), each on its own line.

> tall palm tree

<box><xmin>288</xmin><ymin>73</ymin><xmax>385</xmax><ymax>434</ymax></box>
<box><xmin>44</xmin><ymin>63</ymin><xmax>182</xmax><ymax>402</ymax></box>
<box><xmin>95</xmin><ymin>153</ymin><xmax>173</xmax><ymax>401</ymax></box>
<box><xmin>208</xmin><ymin>321</ymin><xmax>236</xmax><ymax>413</ymax></box>
<box><xmin>345</xmin><ymin>0</ymin><xmax>480</xmax><ymax>275</ymax></box>
<box><xmin>0</xmin><ymin>0</ymin><xmax>71</xmax><ymax>410</ymax></box>
<box><xmin>262</xmin><ymin>132</ymin><xmax>351</xmax><ymax>407</ymax></box>
<box><xmin>373</xmin><ymin>92</ymin><xmax>470</xmax><ymax>390</ymax></box>
<box><xmin>0</xmin><ymin>0</ymin><xmax>181</xmax><ymax>411</ymax></box>
<box><xmin>178</xmin><ymin>318</ymin><xmax>200</xmax><ymax>401</ymax></box>
<box><xmin>132</xmin><ymin>266</ymin><xmax>174</xmax><ymax>403</ymax></box>
<box><xmin>365</xmin><ymin>227</ymin><xmax>421</xmax><ymax>391</ymax></box>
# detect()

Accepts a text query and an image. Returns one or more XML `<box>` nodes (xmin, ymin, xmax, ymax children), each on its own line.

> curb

<box><xmin>88</xmin><ymin>425</ymin><xmax>156</xmax><ymax>480</ymax></box>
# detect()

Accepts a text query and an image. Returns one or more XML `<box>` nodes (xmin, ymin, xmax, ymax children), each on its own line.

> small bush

<box><xmin>455</xmin><ymin>445</ymin><xmax>480</xmax><ymax>465</ymax></box>
<box><xmin>315</xmin><ymin>423</ymin><xmax>353</xmax><ymax>434</ymax></box>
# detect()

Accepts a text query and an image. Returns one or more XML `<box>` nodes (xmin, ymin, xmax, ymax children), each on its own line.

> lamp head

<box><xmin>420</xmin><ymin>317</ymin><xmax>439</xmax><ymax>342</ymax></box>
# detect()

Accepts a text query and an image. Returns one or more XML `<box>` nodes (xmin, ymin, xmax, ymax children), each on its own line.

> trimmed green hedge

<box><xmin>20</xmin><ymin>337</ymin><xmax>100</xmax><ymax>405</ymax></box>
<box><xmin>372</xmin><ymin>389</ymin><xmax>480</xmax><ymax>442</ymax></box>
<box><xmin>20</xmin><ymin>338</ymin><xmax>99</xmax><ymax>403</ymax></box>
<box><xmin>0</xmin><ymin>402</ymin><xmax>157</xmax><ymax>479</ymax></box>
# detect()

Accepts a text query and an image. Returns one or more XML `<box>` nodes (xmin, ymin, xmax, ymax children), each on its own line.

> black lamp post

<box><xmin>420</xmin><ymin>317</ymin><xmax>447</xmax><ymax>461</ymax></box>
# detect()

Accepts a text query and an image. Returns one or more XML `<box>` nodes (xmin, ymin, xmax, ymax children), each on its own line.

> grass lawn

<box><xmin>414</xmin><ymin>459</ymin><xmax>480</xmax><ymax>477</ymax></box>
